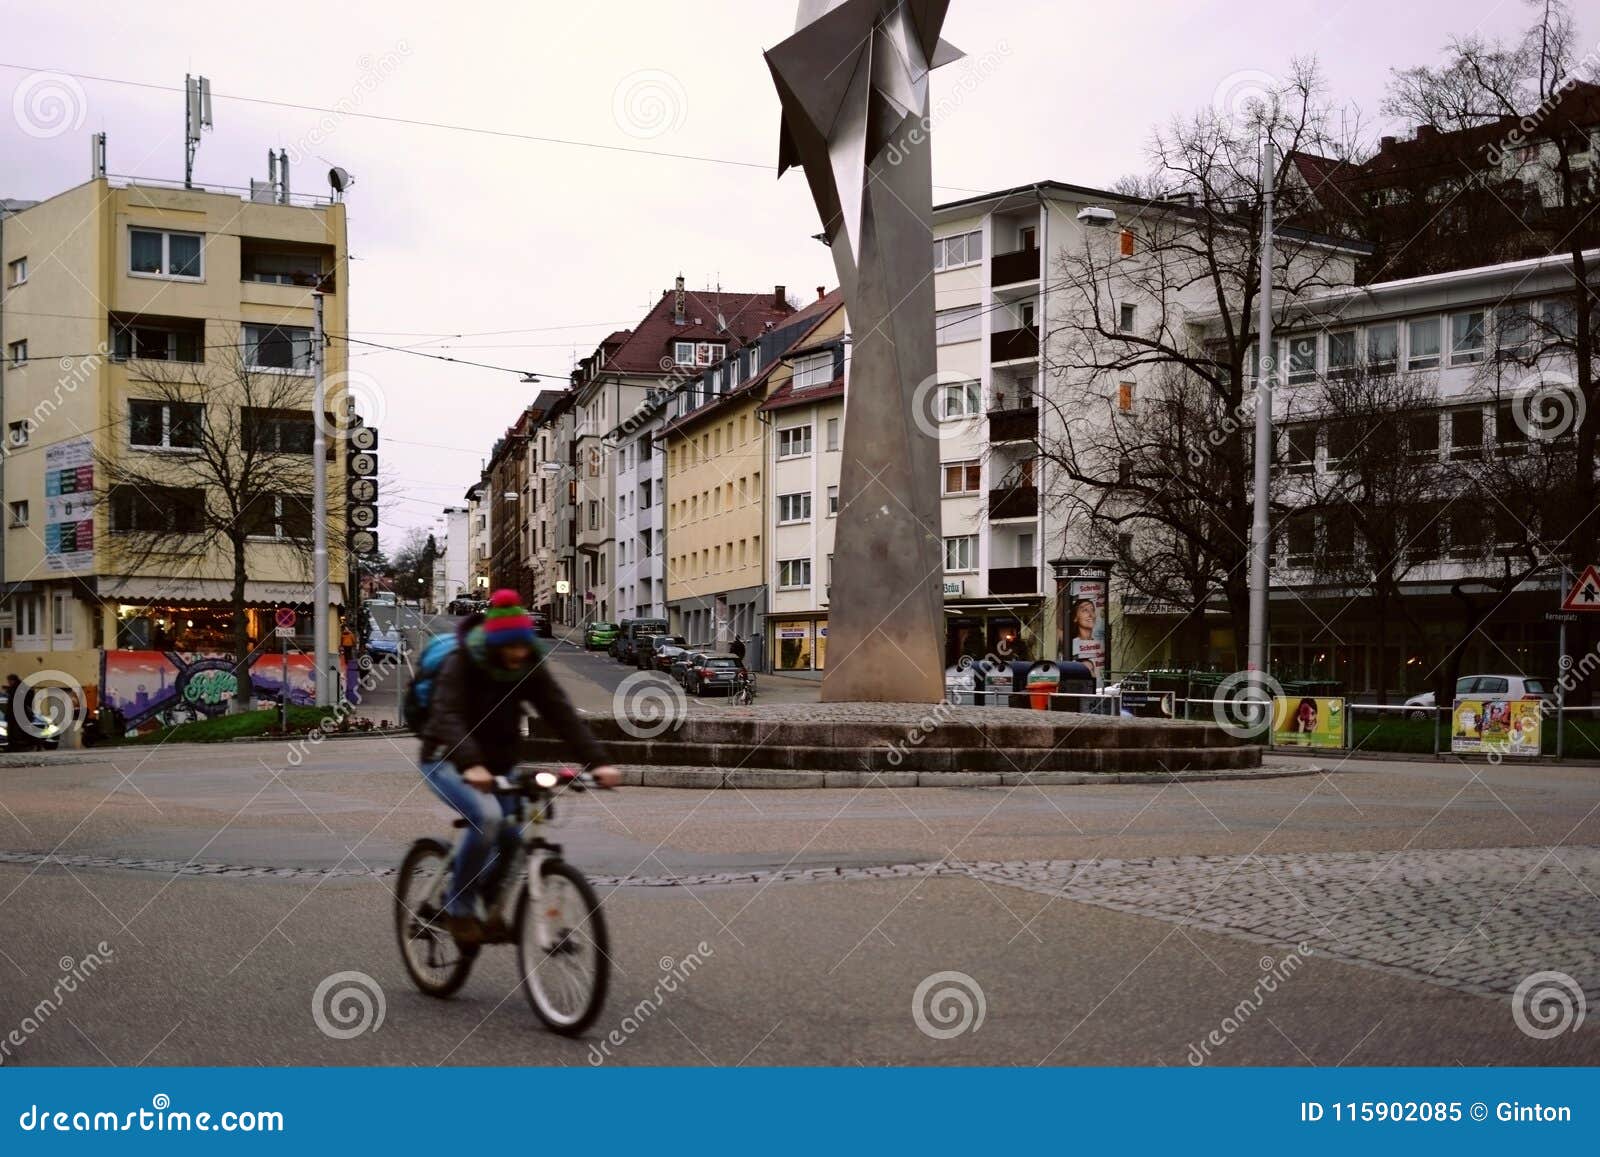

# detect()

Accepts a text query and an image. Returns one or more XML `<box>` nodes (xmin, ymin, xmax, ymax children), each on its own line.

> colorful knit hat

<box><xmin>481</xmin><ymin>588</ymin><xmax>535</xmax><ymax>647</ymax></box>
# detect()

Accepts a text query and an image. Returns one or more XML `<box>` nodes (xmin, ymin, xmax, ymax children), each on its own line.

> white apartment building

<box><xmin>465</xmin><ymin>482</ymin><xmax>491</xmax><ymax>595</ymax></box>
<box><xmin>610</xmin><ymin>392</ymin><xmax>669</xmax><ymax>621</ymax></box>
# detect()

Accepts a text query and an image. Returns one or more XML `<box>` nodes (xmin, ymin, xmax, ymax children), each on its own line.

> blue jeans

<box><xmin>421</xmin><ymin>760</ymin><xmax>520</xmax><ymax>917</ymax></box>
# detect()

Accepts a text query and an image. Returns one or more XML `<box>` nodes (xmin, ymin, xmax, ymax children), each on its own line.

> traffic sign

<box><xmin>1560</xmin><ymin>565</ymin><xmax>1600</xmax><ymax>612</ymax></box>
<box><xmin>275</xmin><ymin>607</ymin><xmax>297</xmax><ymax>629</ymax></box>
<box><xmin>274</xmin><ymin>626</ymin><xmax>295</xmax><ymax>639</ymax></box>
<box><xmin>555</xmin><ymin>580</ymin><xmax>570</xmax><ymax>594</ymax></box>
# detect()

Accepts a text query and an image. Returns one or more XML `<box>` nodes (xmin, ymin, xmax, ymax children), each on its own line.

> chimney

<box><xmin>773</xmin><ymin>284</ymin><xmax>786</xmax><ymax>307</ymax></box>
<box><xmin>1415</xmin><ymin>124</ymin><xmax>1438</xmax><ymax>142</ymax></box>
<box><xmin>1380</xmin><ymin>135</ymin><xmax>1397</xmax><ymax>150</ymax></box>
<box><xmin>673</xmin><ymin>274</ymin><xmax>686</xmax><ymax>326</ymax></box>
<box><xmin>816</xmin><ymin>286</ymin><xmax>826</xmax><ymax>301</ymax></box>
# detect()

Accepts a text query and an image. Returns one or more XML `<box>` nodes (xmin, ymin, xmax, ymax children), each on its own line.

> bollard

<box><xmin>1432</xmin><ymin>706</ymin><xmax>1442</xmax><ymax>756</ymax></box>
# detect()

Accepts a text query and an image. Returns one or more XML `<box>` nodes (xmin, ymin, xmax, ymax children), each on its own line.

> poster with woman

<box><xmin>1067</xmin><ymin>579</ymin><xmax>1106</xmax><ymax>676</ymax></box>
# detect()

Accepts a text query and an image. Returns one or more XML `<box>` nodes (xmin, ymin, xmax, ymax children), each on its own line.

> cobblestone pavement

<box><xmin>7</xmin><ymin>842</ymin><xmax>1593</xmax><ymax>1005</ymax></box>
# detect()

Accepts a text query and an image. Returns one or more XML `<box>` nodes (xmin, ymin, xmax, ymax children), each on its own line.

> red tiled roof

<box><xmin>600</xmin><ymin>286</ymin><xmax>798</xmax><ymax>374</ymax></box>
<box><xmin>760</xmin><ymin>374</ymin><xmax>844</xmax><ymax>413</ymax></box>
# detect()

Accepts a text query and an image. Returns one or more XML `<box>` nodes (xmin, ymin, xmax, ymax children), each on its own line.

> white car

<box><xmin>1403</xmin><ymin>674</ymin><xmax>1553</xmax><ymax>719</ymax></box>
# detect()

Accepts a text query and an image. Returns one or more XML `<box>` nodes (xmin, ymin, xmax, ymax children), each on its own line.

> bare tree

<box><xmin>98</xmin><ymin>340</ymin><xmax>329</xmax><ymax>709</ymax></box>
<box><xmin>1040</xmin><ymin>59</ymin><xmax>1364</xmax><ymax>668</ymax></box>
<box><xmin>1384</xmin><ymin>0</ymin><xmax>1600</xmax><ymax>695</ymax></box>
<box><xmin>1286</xmin><ymin>362</ymin><xmax>1455</xmax><ymax>700</ymax></box>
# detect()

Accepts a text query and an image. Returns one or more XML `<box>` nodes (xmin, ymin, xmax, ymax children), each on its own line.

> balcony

<box><xmin>988</xmin><ymin>484</ymin><xmax>1038</xmax><ymax>520</ymax></box>
<box><xmin>637</xmin><ymin>504</ymin><xmax>656</xmax><ymax>531</ymax></box>
<box><xmin>991</xmin><ymin>246</ymin><xmax>1040</xmax><ymax>286</ymax></box>
<box><xmin>988</xmin><ymin>406</ymin><xmax>1038</xmax><ymax>443</ymax></box>
<box><xmin>991</xmin><ymin>325</ymin><xmax>1038</xmax><ymax>363</ymax></box>
<box><xmin>988</xmin><ymin>566</ymin><xmax>1039</xmax><ymax>596</ymax></box>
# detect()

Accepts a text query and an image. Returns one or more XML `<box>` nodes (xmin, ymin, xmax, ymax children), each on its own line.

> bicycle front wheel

<box><xmin>515</xmin><ymin>859</ymin><xmax>609</xmax><ymax>1035</ymax></box>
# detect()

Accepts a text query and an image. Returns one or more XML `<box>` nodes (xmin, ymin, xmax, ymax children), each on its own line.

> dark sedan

<box><xmin>671</xmin><ymin>651</ymin><xmax>705</xmax><ymax>687</ymax></box>
<box><xmin>686</xmin><ymin>654</ymin><xmax>743</xmax><ymax>696</ymax></box>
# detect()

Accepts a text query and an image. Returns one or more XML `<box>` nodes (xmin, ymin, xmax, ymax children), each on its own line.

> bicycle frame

<box><xmin>428</xmin><ymin>775</ymin><xmax>567</xmax><ymax>939</ymax></box>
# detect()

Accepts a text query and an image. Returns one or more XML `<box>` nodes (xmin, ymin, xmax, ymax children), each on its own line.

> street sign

<box><xmin>274</xmin><ymin>626</ymin><xmax>295</xmax><ymax>639</ymax></box>
<box><xmin>1559</xmin><ymin>565</ymin><xmax>1600</xmax><ymax>612</ymax></box>
<box><xmin>275</xmin><ymin>607</ymin><xmax>297</xmax><ymax>630</ymax></box>
<box><xmin>1546</xmin><ymin>611</ymin><xmax>1579</xmax><ymax>623</ymax></box>
<box><xmin>555</xmin><ymin>580</ymin><xmax>570</xmax><ymax>594</ymax></box>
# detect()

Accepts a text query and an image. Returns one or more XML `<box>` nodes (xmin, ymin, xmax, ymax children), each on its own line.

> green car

<box><xmin>584</xmin><ymin>621</ymin><xmax>619</xmax><ymax>651</ymax></box>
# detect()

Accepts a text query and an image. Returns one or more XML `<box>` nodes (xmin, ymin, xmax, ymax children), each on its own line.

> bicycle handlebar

<box><xmin>492</xmin><ymin>767</ymin><xmax>610</xmax><ymax>794</ymax></box>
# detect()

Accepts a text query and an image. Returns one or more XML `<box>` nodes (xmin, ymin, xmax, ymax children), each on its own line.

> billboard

<box><xmin>44</xmin><ymin>436</ymin><xmax>95</xmax><ymax>572</ymax></box>
<box><xmin>1451</xmin><ymin>697</ymin><xmax>1542</xmax><ymax>757</ymax></box>
<box><xmin>1271</xmin><ymin>696</ymin><xmax>1348</xmax><ymax>749</ymax></box>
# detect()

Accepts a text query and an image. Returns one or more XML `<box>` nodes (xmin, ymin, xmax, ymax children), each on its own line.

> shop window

<box><xmin>774</xmin><ymin>621</ymin><xmax>815</xmax><ymax>670</ymax></box>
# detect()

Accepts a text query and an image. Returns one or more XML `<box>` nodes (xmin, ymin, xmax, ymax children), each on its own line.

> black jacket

<box><xmin>420</xmin><ymin>624</ymin><xmax>607</xmax><ymax>774</ymax></box>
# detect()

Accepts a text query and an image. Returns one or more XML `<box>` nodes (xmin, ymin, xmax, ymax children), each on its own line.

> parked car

<box><xmin>368</xmin><ymin>624</ymin><xmax>402</xmax><ymax>657</ymax></box>
<box><xmin>671</xmin><ymin>650</ymin><xmax>706</xmax><ymax>687</ymax></box>
<box><xmin>0</xmin><ymin>693</ymin><xmax>62</xmax><ymax>749</ymax></box>
<box><xmin>1403</xmin><ymin>674</ymin><xmax>1554</xmax><ymax>719</ymax></box>
<box><xmin>686</xmin><ymin>653</ymin><xmax>743</xmax><ymax>696</ymax></box>
<box><xmin>653</xmin><ymin>643</ymin><xmax>688</xmax><ymax>673</ymax></box>
<box><xmin>636</xmin><ymin>633</ymin><xmax>686</xmax><ymax>670</ymax></box>
<box><xmin>585</xmin><ymin>621</ymin><xmax>619</xmax><ymax>651</ymax></box>
<box><xmin>616</xmin><ymin>618</ymin><xmax>669</xmax><ymax>664</ymax></box>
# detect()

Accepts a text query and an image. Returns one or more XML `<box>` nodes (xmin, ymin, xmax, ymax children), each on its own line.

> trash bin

<box><xmin>1007</xmin><ymin>661</ymin><xmax>1095</xmax><ymax>710</ymax></box>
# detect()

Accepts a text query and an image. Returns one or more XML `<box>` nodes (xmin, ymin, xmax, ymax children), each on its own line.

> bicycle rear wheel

<box><xmin>395</xmin><ymin>838</ymin><xmax>477</xmax><ymax>997</ymax></box>
<box><xmin>516</xmin><ymin>859</ymin><xmax>609</xmax><ymax>1035</ymax></box>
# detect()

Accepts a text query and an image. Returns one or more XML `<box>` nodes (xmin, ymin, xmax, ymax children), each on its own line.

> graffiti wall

<box><xmin>99</xmin><ymin>650</ymin><xmax>348</xmax><ymax>730</ymax></box>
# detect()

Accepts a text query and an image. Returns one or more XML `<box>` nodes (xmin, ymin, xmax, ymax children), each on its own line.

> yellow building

<box><xmin>0</xmin><ymin>174</ymin><xmax>349</xmax><ymax>722</ymax></box>
<box><xmin>661</xmin><ymin>290</ymin><xmax>842</xmax><ymax>651</ymax></box>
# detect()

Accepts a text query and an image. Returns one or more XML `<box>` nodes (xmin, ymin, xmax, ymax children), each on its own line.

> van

<box><xmin>615</xmin><ymin>618</ymin><xmax>669</xmax><ymax>664</ymax></box>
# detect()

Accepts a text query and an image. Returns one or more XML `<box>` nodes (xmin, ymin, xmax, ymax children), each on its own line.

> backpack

<box><xmin>403</xmin><ymin>632</ymin><xmax>459</xmax><ymax>731</ymax></box>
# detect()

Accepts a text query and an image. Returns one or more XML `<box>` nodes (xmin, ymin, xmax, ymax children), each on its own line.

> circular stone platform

<box><xmin>523</xmin><ymin>701</ymin><xmax>1260</xmax><ymax>779</ymax></box>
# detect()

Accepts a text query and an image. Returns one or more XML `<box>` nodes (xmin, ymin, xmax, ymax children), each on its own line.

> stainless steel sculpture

<box><xmin>767</xmin><ymin>0</ymin><xmax>959</xmax><ymax>703</ymax></box>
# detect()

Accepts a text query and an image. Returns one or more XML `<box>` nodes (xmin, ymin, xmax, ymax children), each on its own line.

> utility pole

<box><xmin>312</xmin><ymin>293</ymin><xmax>331</xmax><ymax>707</ymax></box>
<box><xmin>1246</xmin><ymin>138</ymin><xmax>1276</xmax><ymax>687</ymax></box>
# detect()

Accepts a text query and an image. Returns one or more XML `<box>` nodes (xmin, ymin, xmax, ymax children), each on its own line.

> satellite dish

<box><xmin>328</xmin><ymin>166</ymin><xmax>355</xmax><ymax>195</ymax></box>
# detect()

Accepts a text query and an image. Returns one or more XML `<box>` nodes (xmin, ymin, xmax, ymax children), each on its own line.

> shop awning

<box><xmin>97</xmin><ymin>576</ymin><xmax>345</xmax><ymax>606</ymax></box>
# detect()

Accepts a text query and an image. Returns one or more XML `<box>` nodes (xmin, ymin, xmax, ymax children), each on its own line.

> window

<box><xmin>936</xmin><ymin>304</ymin><xmax>981</xmax><ymax>345</ymax></box>
<box><xmin>826</xmin><ymin>416</ymin><xmax>840</xmax><ymax>451</ymax></box>
<box><xmin>777</xmin><ymin>425</ymin><xmax>812</xmax><ymax>459</ymax></box>
<box><xmin>12</xmin><ymin>593</ymin><xmax>42</xmax><ymax>638</ymax></box>
<box><xmin>1544</xmin><ymin>299</ymin><xmax>1577</xmax><ymax>342</ymax></box>
<box><xmin>1450</xmin><ymin>310</ymin><xmax>1486</xmax><ymax>364</ymax></box>
<box><xmin>1366</xmin><ymin>323</ymin><xmax>1398</xmax><ymax>371</ymax></box>
<box><xmin>932</xmin><ymin>229</ymin><xmax>983</xmax><ymax>270</ymax></box>
<box><xmin>110</xmin><ymin>485</ymin><xmax>204</xmax><ymax>534</ymax></box>
<box><xmin>8</xmin><ymin>500</ymin><xmax>28</xmax><ymax>527</ymax></box>
<box><xmin>673</xmin><ymin>341</ymin><xmax>695</xmax><ymax>365</ymax></box>
<box><xmin>130</xmin><ymin>400</ymin><xmax>204</xmax><ymax>449</ymax></box>
<box><xmin>1496</xmin><ymin>402</ymin><xmax>1527</xmax><ymax>456</ymax></box>
<box><xmin>241</xmin><ymin>248</ymin><xmax>327</xmax><ymax>287</ymax></box>
<box><xmin>1496</xmin><ymin>307</ymin><xmax>1534</xmax><ymax>358</ymax></box>
<box><xmin>243</xmin><ymin>323</ymin><xmax>314</xmax><ymax>372</ymax></box>
<box><xmin>51</xmin><ymin>591</ymin><xmax>72</xmax><ymax>640</ymax></box>
<box><xmin>777</xmin><ymin>492</ymin><xmax>812</xmax><ymax>523</ymax></box>
<box><xmin>1118</xmin><ymin>303</ymin><xmax>1136</xmax><ymax>333</ymax></box>
<box><xmin>792</xmin><ymin>351</ymin><xmax>834</xmax><ymax>390</ymax></box>
<box><xmin>777</xmin><ymin>557</ymin><xmax>812</xmax><ymax>589</ymax></box>
<box><xmin>1286</xmin><ymin>335</ymin><xmax>1317</xmax><ymax>383</ymax></box>
<box><xmin>748</xmin><ymin>347</ymin><xmax>762</xmax><ymax>378</ymax></box>
<box><xmin>1408</xmin><ymin>412</ymin><xmax>1439</xmax><ymax>459</ymax></box>
<box><xmin>1450</xmin><ymin>408</ymin><xmax>1483</xmax><ymax>460</ymax></box>
<box><xmin>694</xmin><ymin>342</ymin><xmax>725</xmax><ymax>366</ymax></box>
<box><xmin>588</xmin><ymin>500</ymin><xmax>600</xmax><ymax>530</ymax></box>
<box><xmin>7</xmin><ymin>420</ymin><xmax>28</xmax><ymax>447</ymax></box>
<box><xmin>1283</xmin><ymin>425</ymin><xmax>1315</xmax><ymax>473</ymax></box>
<box><xmin>1327</xmin><ymin>330</ymin><xmax>1356</xmax><ymax>375</ymax></box>
<box><xmin>944</xmin><ymin>534</ymin><xmax>978</xmax><ymax>571</ymax></box>
<box><xmin>827</xmin><ymin>484</ymin><xmax>839</xmax><ymax>516</ymax></box>
<box><xmin>129</xmin><ymin>228</ymin><xmax>202</xmax><ymax>278</ymax></box>
<box><xmin>943</xmin><ymin>460</ymin><xmax>982</xmax><ymax>495</ymax></box>
<box><xmin>1285</xmin><ymin>512</ymin><xmax>1316</xmax><ymax>565</ymax></box>
<box><xmin>7</xmin><ymin>339</ymin><xmax>26</xmax><ymax>367</ymax></box>
<box><xmin>112</xmin><ymin>319</ymin><xmax>203</xmax><ymax>363</ymax></box>
<box><xmin>942</xmin><ymin>380</ymin><xmax>981</xmax><ymax>418</ymax></box>
<box><xmin>1326</xmin><ymin>420</ymin><xmax>1358</xmax><ymax>464</ymax></box>
<box><xmin>243</xmin><ymin>492</ymin><xmax>312</xmax><ymax>539</ymax></box>
<box><xmin>6</xmin><ymin>257</ymin><xmax>25</xmax><ymax>286</ymax></box>
<box><xmin>1406</xmin><ymin>317</ymin><xmax>1441</xmax><ymax>369</ymax></box>
<box><xmin>1116</xmin><ymin>381</ymin><xmax>1135</xmax><ymax>412</ymax></box>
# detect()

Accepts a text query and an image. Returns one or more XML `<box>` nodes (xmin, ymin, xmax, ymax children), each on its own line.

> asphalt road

<box><xmin>1</xmin><ymin>644</ymin><xmax>1597</xmax><ymax>1067</ymax></box>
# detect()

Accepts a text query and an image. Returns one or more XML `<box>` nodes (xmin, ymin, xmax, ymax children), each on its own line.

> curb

<box><xmin>623</xmin><ymin>762</ymin><xmax>1325</xmax><ymax>789</ymax></box>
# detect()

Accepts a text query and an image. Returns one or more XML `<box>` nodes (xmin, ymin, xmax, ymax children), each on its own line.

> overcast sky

<box><xmin>3</xmin><ymin>0</ymin><xmax>1589</xmax><ymax>540</ymax></box>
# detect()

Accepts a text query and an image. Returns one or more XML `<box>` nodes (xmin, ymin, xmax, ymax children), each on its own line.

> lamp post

<box><xmin>1246</xmin><ymin>139</ymin><xmax>1276</xmax><ymax>689</ymax></box>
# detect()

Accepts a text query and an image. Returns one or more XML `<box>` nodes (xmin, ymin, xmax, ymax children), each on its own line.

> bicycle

<box><xmin>394</xmin><ymin>766</ymin><xmax>610</xmax><ymax>1035</ymax></box>
<box><xmin>732</xmin><ymin>669</ymin><xmax>756</xmax><ymax>706</ymax></box>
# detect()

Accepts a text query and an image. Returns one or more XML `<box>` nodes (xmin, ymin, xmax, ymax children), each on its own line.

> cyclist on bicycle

<box><xmin>420</xmin><ymin>589</ymin><xmax>619</xmax><ymax>943</ymax></box>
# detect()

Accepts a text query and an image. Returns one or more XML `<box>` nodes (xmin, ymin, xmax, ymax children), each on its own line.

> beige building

<box><xmin>0</xmin><ymin>171</ymin><xmax>349</xmax><ymax>722</ymax></box>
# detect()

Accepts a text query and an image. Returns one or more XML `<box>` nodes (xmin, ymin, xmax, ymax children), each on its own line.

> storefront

<box><xmin>112</xmin><ymin>602</ymin><xmax>314</xmax><ymax>653</ymax></box>
<box><xmin>770</xmin><ymin>617</ymin><xmax>828</xmax><ymax>671</ymax></box>
<box><xmin>943</xmin><ymin>604</ymin><xmax>1043</xmax><ymax>668</ymax></box>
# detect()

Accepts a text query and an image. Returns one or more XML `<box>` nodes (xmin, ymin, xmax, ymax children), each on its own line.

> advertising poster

<box><xmin>1271</xmin><ymin>696</ymin><xmax>1347</xmax><ymax>748</ymax></box>
<box><xmin>1451</xmin><ymin>697</ymin><xmax>1542</xmax><ymax>756</ymax></box>
<box><xmin>1067</xmin><ymin>578</ymin><xmax>1106</xmax><ymax>676</ymax></box>
<box><xmin>43</xmin><ymin>436</ymin><xmax>95</xmax><ymax>573</ymax></box>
